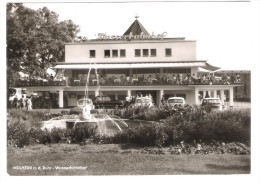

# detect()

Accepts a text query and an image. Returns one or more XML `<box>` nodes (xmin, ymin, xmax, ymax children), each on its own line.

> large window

<box><xmin>120</xmin><ymin>49</ymin><xmax>126</xmax><ymax>57</ymax></box>
<box><xmin>112</xmin><ymin>50</ymin><xmax>118</xmax><ymax>57</ymax></box>
<box><xmin>165</xmin><ymin>48</ymin><xmax>172</xmax><ymax>57</ymax></box>
<box><xmin>142</xmin><ymin>49</ymin><xmax>149</xmax><ymax>57</ymax></box>
<box><xmin>104</xmin><ymin>50</ymin><xmax>110</xmax><ymax>58</ymax></box>
<box><xmin>150</xmin><ymin>49</ymin><xmax>156</xmax><ymax>57</ymax></box>
<box><xmin>89</xmin><ymin>50</ymin><xmax>96</xmax><ymax>58</ymax></box>
<box><xmin>135</xmin><ymin>49</ymin><xmax>141</xmax><ymax>57</ymax></box>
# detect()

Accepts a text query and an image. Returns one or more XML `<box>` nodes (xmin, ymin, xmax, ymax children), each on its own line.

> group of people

<box><xmin>71</xmin><ymin>72</ymin><xmax>241</xmax><ymax>86</ymax></box>
<box><xmin>15</xmin><ymin>73</ymin><xmax>66</xmax><ymax>87</ymax></box>
<box><xmin>10</xmin><ymin>95</ymin><xmax>33</xmax><ymax>111</ymax></box>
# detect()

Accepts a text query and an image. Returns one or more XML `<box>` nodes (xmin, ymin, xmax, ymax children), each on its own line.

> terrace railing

<box><xmin>15</xmin><ymin>77</ymin><xmax>243</xmax><ymax>87</ymax></box>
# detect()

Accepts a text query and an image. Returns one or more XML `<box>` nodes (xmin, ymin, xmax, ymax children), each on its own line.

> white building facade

<box><xmin>19</xmin><ymin>18</ymin><xmax>241</xmax><ymax>108</ymax></box>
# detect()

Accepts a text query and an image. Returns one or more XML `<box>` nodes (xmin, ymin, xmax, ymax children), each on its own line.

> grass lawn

<box><xmin>7</xmin><ymin>144</ymin><xmax>250</xmax><ymax>175</ymax></box>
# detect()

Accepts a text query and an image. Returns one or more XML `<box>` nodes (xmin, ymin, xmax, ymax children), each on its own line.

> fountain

<box><xmin>43</xmin><ymin>61</ymin><xmax>128</xmax><ymax>135</ymax></box>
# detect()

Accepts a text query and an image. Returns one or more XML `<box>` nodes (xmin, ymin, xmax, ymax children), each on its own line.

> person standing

<box><xmin>27</xmin><ymin>97</ymin><xmax>32</xmax><ymax>111</ymax></box>
<box><xmin>18</xmin><ymin>98</ymin><xmax>23</xmax><ymax>110</ymax></box>
<box><xmin>22</xmin><ymin>95</ymin><xmax>27</xmax><ymax>110</ymax></box>
<box><xmin>13</xmin><ymin>96</ymin><xmax>18</xmax><ymax>109</ymax></box>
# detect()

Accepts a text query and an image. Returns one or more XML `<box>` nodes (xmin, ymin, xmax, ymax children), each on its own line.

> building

<box><xmin>16</xmin><ymin>18</ymin><xmax>243</xmax><ymax>108</ymax></box>
<box><xmin>214</xmin><ymin>70</ymin><xmax>251</xmax><ymax>102</ymax></box>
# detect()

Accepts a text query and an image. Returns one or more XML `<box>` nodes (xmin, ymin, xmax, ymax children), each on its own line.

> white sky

<box><xmin>22</xmin><ymin>1</ymin><xmax>256</xmax><ymax>70</ymax></box>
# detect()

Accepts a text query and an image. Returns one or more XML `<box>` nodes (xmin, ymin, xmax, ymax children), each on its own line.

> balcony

<box><xmin>15</xmin><ymin>79</ymin><xmax>66</xmax><ymax>87</ymax></box>
<box><xmin>14</xmin><ymin>75</ymin><xmax>243</xmax><ymax>87</ymax></box>
<box><xmin>67</xmin><ymin>76</ymin><xmax>243</xmax><ymax>87</ymax></box>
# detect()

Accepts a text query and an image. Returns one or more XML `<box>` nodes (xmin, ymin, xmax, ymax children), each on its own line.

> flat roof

<box><xmin>54</xmin><ymin>60</ymin><xmax>208</xmax><ymax>65</ymax></box>
<box><xmin>65</xmin><ymin>38</ymin><xmax>196</xmax><ymax>45</ymax></box>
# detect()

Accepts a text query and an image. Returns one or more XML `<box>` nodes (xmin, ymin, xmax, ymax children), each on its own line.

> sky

<box><xmin>22</xmin><ymin>1</ymin><xmax>257</xmax><ymax>71</ymax></box>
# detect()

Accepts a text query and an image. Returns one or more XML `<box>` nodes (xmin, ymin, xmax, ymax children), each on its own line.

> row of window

<box><xmin>89</xmin><ymin>48</ymin><xmax>172</xmax><ymax>58</ymax></box>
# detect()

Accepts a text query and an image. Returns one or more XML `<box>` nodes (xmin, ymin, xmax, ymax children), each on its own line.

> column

<box><xmin>95</xmin><ymin>90</ymin><xmax>99</xmax><ymax>97</ymax></box>
<box><xmin>213</xmin><ymin>90</ymin><xmax>217</xmax><ymax>98</ymax></box>
<box><xmin>203</xmin><ymin>91</ymin><xmax>206</xmax><ymax>98</ymax></box>
<box><xmin>208</xmin><ymin>91</ymin><xmax>211</xmax><ymax>97</ymax></box>
<box><xmin>159</xmin><ymin>89</ymin><xmax>164</xmax><ymax>105</ymax></box>
<box><xmin>58</xmin><ymin>89</ymin><xmax>64</xmax><ymax>108</ymax></box>
<box><xmin>115</xmin><ymin>94</ymin><xmax>118</xmax><ymax>100</ymax></box>
<box><xmin>194</xmin><ymin>87</ymin><xmax>199</xmax><ymax>105</ymax></box>
<box><xmin>229</xmin><ymin>87</ymin><xmax>234</xmax><ymax>107</ymax></box>
<box><xmin>127</xmin><ymin>90</ymin><xmax>131</xmax><ymax>97</ymax></box>
<box><xmin>220</xmin><ymin>89</ymin><xmax>225</xmax><ymax>104</ymax></box>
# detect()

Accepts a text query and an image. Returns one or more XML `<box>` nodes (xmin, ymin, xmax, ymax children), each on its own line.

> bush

<box><xmin>111</xmin><ymin>123</ymin><xmax>168</xmax><ymax>147</ymax></box>
<box><xmin>111</xmin><ymin>107</ymin><xmax>250</xmax><ymax>147</ymax></box>
<box><xmin>165</xmin><ymin>108</ymin><xmax>250</xmax><ymax>144</ymax></box>
<box><xmin>64</xmin><ymin>123</ymin><xmax>98</xmax><ymax>144</ymax></box>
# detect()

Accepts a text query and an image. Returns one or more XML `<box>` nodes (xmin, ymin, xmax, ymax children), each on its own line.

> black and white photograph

<box><xmin>1</xmin><ymin>0</ymin><xmax>260</xmax><ymax>180</ymax></box>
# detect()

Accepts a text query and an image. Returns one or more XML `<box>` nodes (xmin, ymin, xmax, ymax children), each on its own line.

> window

<box><xmin>112</xmin><ymin>50</ymin><xmax>118</xmax><ymax>57</ymax></box>
<box><xmin>135</xmin><ymin>49</ymin><xmax>141</xmax><ymax>57</ymax></box>
<box><xmin>165</xmin><ymin>48</ymin><xmax>172</xmax><ymax>57</ymax></box>
<box><xmin>120</xmin><ymin>49</ymin><xmax>126</xmax><ymax>57</ymax></box>
<box><xmin>89</xmin><ymin>50</ymin><xmax>96</xmax><ymax>58</ymax></box>
<box><xmin>150</xmin><ymin>49</ymin><xmax>156</xmax><ymax>57</ymax></box>
<box><xmin>142</xmin><ymin>49</ymin><xmax>149</xmax><ymax>57</ymax></box>
<box><xmin>104</xmin><ymin>50</ymin><xmax>110</xmax><ymax>58</ymax></box>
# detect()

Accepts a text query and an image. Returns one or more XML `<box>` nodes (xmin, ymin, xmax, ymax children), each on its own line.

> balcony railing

<box><xmin>14</xmin><ymin>76</ymin><xmax>243</xmax><ymax>87</ymax></box>
<box><xmin>15</xmin><ymin>79</ymin><xmax>66</xmax><ymax>87</ymax></box>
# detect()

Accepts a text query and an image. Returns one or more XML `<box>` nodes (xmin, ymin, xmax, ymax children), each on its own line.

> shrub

<box><xmin>112</xmin><ymin>107</ymin><xmax>250</xmax><ymax>147</ymax></box>
<box><xmin>112</xmin><ymin>123</ymin><xmax>168</xmax><ymax>147</ymax></box>
<box><xmin>7</xmin><ymin>116</ymin><xmax>30</xmax><ymax>148</ymax></box>
<box><xmin>64</xmin><ymin>123</ymin><xmax>98</xmax><ymax>144</ymax></box>
<box><xmin>165</xmin><ymin>108</ymin><xmax>250</xmax><ymax>144</ymax></box>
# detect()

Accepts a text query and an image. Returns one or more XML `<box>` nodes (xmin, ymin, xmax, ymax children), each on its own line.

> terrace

<box><xmin>15</xmin><ymin>73</ymin><xmax>243</xmax><ymax>87</ymax></box>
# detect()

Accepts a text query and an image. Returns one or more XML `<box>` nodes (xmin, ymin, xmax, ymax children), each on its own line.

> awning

<box><xmin>53</xmin><ymin>61</ymin><xmax>213</xmax><ymax>70</ymax></box>
<box><xmin>200</xmin><ymin>63</ymin><xmax>220</xmax><ymax>71</ymax></box>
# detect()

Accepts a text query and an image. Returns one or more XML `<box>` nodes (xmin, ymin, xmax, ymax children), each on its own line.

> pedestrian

<box><xmin>22</xmin><ymin>95</ymin><xmax>27</xmax><ymax>110</ymax></box>
<box><xmin>13</xmin><ymin>96</ymin><xmax>18</xmax><ymax>109</ymax></box>
<box><xmin>27</xmin><ymin>97</ymin><xmax>32</xmax><ymax>111</ymax></box>
<box><xmin>18</xmin><ymin>98</ymin><xmax>23</xmax><ymax>110</ymax></box>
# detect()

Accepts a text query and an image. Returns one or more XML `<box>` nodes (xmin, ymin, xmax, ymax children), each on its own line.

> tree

<box><xmin>7</xmin><ymin>3</ymin><xmax>84</xmax><ymax>87</ymax></box>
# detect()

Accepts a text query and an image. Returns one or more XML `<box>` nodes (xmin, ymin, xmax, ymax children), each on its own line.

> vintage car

<box><xmin>201</xmin><ymin>98</ymin><xmax>225</xmax><ymax>111</ymax></box>
<box><xmin>167</xmin><ymin>97</ymin><xmax>186</xmax><ymax>107</ymax></box>
<box><xmin>93</xmin><ymin>96</ymin><xmax>124</xmax><ymax>109</ymax></box>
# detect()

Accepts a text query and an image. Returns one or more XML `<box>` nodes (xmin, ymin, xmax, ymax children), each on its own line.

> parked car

<box><xmin>167</xmin><ymin>97</ymin><xmax>186</xmax><ymax>107</ymax></box>
<box><xmin>201</xmin><ymin>98</ymin><xmax>225</xmax><ymax>111</ymax></box>
<box><xmin>70</xmin><ymin>98</ymin><xmax>94</xmax><ymax>114</ymax></box>
<box><xmin>93</xmin><ymin>96</ymin><xmax>124</xmax><ymax>109</ymax></box>
<box><xmin>132</xmin><ymin>97</ymin><xmax>154</xmax><ymax>108</ymax></box>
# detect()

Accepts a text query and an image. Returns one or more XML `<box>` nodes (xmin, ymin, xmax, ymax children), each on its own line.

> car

<box><xmin>132</xmin><ymin>97</ymin><xmax>154</xmax><ymax>108</ymax></box>
<box><xmin>70</xmin><ymin>98</ymin><xmax>94</xmax><ymax>114</ymax></box>
<box><xmin>167</xmin><ymin>97</ymin><xmax>186</xmax><ymax>107</ymax></box>
<box><xmin>93</xmin><ymin>96</ymin><xmax>124</xmax><ymax>109</ymax></box>
<box><xmin>201</xmin><ymin>98</ymin><xmax>225</xmax><ymax>111</ymax></box>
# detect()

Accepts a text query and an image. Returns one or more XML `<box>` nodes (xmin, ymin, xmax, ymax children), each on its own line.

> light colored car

<box><xmin>77</xmin><ymin>98</ymin><xmax>95</xmax><ymax>110</ymax></box>
<box><xmin>167</xmin><ymin>97</ymin><xmax>186</xmax><ymax>107</ymax></box>
<box><xmin>201</xmin><ymin>98</ymin><xmax>225</xmax><ymax>111</ymax></box>
<box><xmin>134</xmin><ymin>97</ymin><xmax>154</xmax><ymax>108</ymax></box>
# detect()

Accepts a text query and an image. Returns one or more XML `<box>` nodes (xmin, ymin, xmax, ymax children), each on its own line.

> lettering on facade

<box><xmin>96</xmin><ymin>32</ymin><xmax>167</xmax><ymax>40</ymax></box>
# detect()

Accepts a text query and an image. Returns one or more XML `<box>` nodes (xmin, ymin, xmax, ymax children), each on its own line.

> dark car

<box><xmin>201</xmin><ymin>98</ymin><xmax>225</xmax><ymax>112</ymax></box>
<box><xmin>93</xmin><ymin>96</ymin><xmax>124</xmax><ymax>109</ymax></box>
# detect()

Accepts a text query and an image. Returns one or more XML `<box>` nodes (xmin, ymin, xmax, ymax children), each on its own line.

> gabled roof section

<box><xmin>123</xmin><ymin>19</ymin><xmax>150</xmax><ymax>36</ymax></box>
